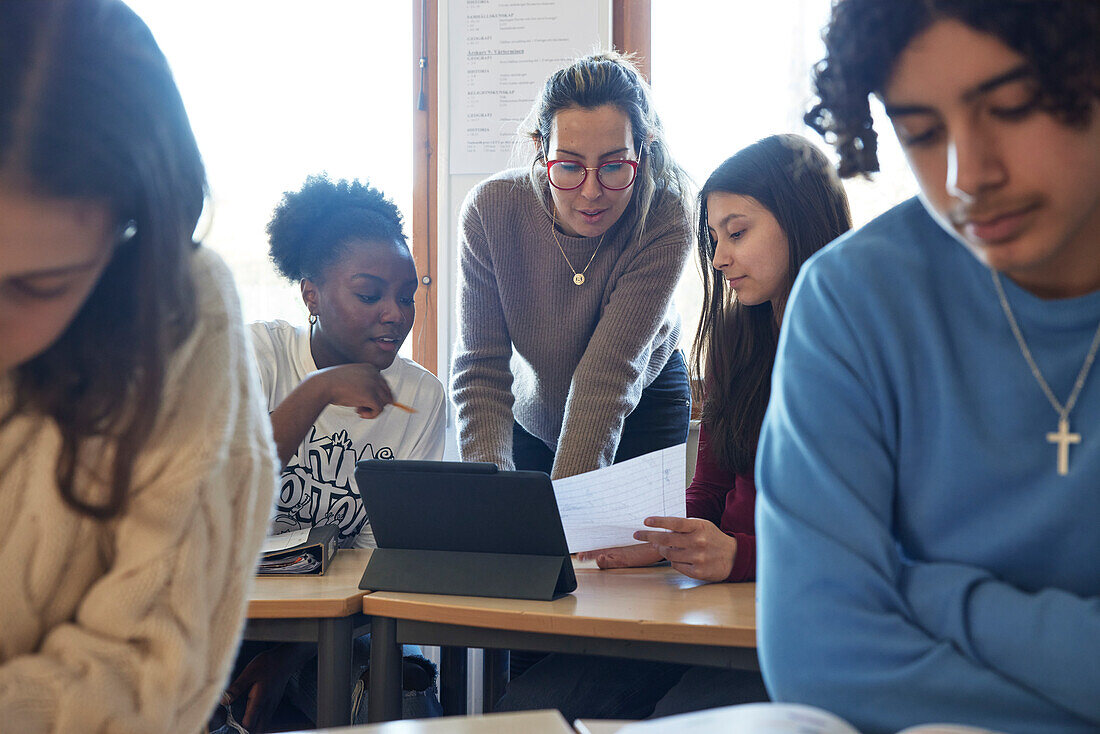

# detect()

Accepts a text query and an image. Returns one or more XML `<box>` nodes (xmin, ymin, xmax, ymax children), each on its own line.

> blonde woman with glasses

<box><xmin>451</xmin><ymin>50</ymin><xmax>693</xmax><ymax>493</ymax></box>
<box><xmin>451</xmin><ymin>48</ymin><xmax>693</xmax><ymax>691</ymax></box>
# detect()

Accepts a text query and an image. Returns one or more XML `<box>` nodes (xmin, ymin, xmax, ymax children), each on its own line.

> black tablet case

<box><xmin>356</xmin><ymin>460</ymin><xmax>577</xmax><ymax>600</ymax></box>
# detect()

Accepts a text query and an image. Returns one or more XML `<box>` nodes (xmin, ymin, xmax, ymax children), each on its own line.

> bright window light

<box><xmin>125</xmin><ymin>1</ymin><xmax>414</xmax><ymax>326</ymax></box>
<box><xmin>651</xmin><ymin>0</ymin><xmax>919</xmax><ymax>348</ymax></box>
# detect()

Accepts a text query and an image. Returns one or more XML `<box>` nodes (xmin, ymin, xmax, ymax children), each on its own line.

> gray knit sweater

<box><xmin>451</xmin><ymin>168</ymin><xmax>692</xmax><ymax>479</ymax></box>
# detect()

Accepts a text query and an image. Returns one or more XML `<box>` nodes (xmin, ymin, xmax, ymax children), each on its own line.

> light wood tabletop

<box><xmin>247</xmin><ymin>548</ymin><xmax>373</xmax><ymax>619</ymax></box>
<box><xmin>244</xmin><ymin>550</ymin><xmax>375</xmax><ymax>727</ymax></box>
<box><xmin>574</xmin><ymin>720</ymin><xmax>631</xmax><ymax>734</ymax></box>
<box><xmin>290</xmin><ymin>709</ymin><xmax>573</xmax><ymax>733</ymax></box>
<box><xmin>361</xmin><ymin>565</ymin><xmax>756</xmax><ymax>648</ymax></box>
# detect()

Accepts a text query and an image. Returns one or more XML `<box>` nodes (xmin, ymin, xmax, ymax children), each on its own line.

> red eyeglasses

<box><xmin>545</xmin><ymin>159</ymin><xmax>639</xmax><ymax>191</ymax></box>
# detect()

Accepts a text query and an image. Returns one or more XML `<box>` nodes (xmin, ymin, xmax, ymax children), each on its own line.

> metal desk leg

<box><xmin>482</xmin><ymin>649</ymin><xmax>509</xmax><ymax>713</ymax></box>
<box><xmin>316</xmin><ymin>616</ymin><xmax>354</xmax><ymax>728</ymax></box>
<box><xmin>440</xmin><ymin>646</ymin><xmax>468</xmax><ymax>716</ymax></box>
<box><xmin>368</xmin><ymin>617</ymin><xmax>403</xmax><ymax>722</ymax></box>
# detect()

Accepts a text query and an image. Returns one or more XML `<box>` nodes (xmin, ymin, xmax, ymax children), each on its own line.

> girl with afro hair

<box><xmin>223</xmin><ymin>174</ymin><xmax>445</xmax><ymax>731</ymax></box>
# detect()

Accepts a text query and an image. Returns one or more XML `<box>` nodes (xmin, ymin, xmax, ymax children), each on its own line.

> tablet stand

<box><xmin>356</xmin><ymin>460</ymin><xmax>577</xmax><ymax>601</ymax></box>
<box><xmin>361</xmin><ymin>547</ymin><xmax>575</xmax><ymax>601</ymax></box>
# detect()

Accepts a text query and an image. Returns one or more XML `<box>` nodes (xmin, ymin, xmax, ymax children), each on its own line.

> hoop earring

<box><xmin>308</xmin><ymin>313</ymin><xmax>318</xmax><ymax>325</ymax></box>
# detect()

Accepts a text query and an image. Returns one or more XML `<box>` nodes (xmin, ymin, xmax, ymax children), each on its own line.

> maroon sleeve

<box><xmin>687</xmin><ymin>422</ymin><xmax>757</xmax><ymax>583</ymax></box>
<box><xmin>686</xmin><ymin>422</ymin><xmax>734</xmax><ymax>524</ymax></box>
<box><xmin>726</xmin><ymin>526</ymin><xmax>756</xmax><ymax>583</ymax></box>
<box><xmin>725</xmin><ymin>472</ymin><xmax>758</xmax><ymax>582</ymax></box>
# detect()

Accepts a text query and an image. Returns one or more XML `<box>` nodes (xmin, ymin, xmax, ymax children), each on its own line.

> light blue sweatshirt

<box><xmin>756</xmin><ymin>198</ymin><xmax>1100</xmax><ymax>734</ymax></box>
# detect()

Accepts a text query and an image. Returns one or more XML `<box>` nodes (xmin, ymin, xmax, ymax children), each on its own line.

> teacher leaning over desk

<box><xmin>451</xmin><ymin>51</ymin><xmax>694</xmax><ymax>481</ymax></box>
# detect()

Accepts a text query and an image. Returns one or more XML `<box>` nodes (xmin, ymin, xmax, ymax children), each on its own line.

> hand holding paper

<box><xmin>634</xmin><ymin>516</ymin><xmax>738</xmax><ymax>582</ymax></box>
<box><xmin>552</xmin><ymin>443</ymin><xmax>686</xmax><ymax>553</ymax></box>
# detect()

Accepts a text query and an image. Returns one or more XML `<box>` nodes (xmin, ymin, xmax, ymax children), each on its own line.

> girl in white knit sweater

<box><xmin>0</xmin><ymin>2</ymin><xmax>277</xmax><ymax>732</ymax></box>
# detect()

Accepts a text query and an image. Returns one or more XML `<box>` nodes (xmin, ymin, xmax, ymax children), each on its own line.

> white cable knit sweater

<box><xmin>0</xmin><ymin>248</ymin><xmax>277</xmax><ymax>734</ymax></box>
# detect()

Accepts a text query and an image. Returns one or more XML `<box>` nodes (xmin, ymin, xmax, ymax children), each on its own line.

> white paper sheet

<box><xmin>617</xmin><ymin>703</ymin><xmax>861</xmax><ymax>734</ymax></box>
<box><xmin>553</xmin><ymin>444</ymin><xmax>686</xmax><ymax>553</ymax></box>
<box><xmin>261</xmin><ymin>527</ymin><xmax>311</xmax><ymax>554</ymax></box>
<box><xmin>448</xmin><ymin>0</ymin><xmax>601</xmax><ymax>174</ymax></box>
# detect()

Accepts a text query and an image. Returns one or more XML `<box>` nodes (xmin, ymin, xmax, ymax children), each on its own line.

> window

<box><xmin>124</xmin><ymin>1</ymin><xmax>415</xmax><ymax>332</ymax></box>
<box><xmin>649</xmin><ymin>0</ymin><xmax>919</xmax><ymax>349</ymax></box>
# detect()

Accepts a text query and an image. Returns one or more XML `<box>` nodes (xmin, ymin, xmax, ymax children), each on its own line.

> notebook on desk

<box><xmin>355</xmin><ymin>459</ymin><xmax>577</xmax><ymax>600</ymax></box>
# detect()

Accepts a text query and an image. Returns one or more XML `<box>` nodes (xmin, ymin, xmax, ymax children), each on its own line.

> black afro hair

<box><xmin>266</xmin><ymin>173</ymin><xmax>408</xmax><ymax>282</ymax></box>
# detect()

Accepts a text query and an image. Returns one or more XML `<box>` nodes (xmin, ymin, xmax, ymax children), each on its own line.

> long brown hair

<box><xmin>0</xmin><ymin>0</ymin><xmax>205</xmax><ymax>518</ymax></box>
<box><xmin>691</xmin><ymin>135</ymin><xmax>851</xmax><ymax>475</ymax></box>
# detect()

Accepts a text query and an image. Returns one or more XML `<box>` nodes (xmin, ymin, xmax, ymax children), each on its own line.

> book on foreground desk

<box><xmin>257</xmin><ymin>524</ymin><xmax>338</xmax><ymax>575</ymax></box>
<box><xmin>608</xmin><ymin>703</ymin><xmax>1005</xmax><ymax>734</ymax></box>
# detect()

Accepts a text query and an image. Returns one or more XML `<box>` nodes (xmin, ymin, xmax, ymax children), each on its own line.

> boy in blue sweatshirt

<box><xmin>756</xmin><ymin>2</ymin><xmax>1100</xmax><ymax>733</ymax></box>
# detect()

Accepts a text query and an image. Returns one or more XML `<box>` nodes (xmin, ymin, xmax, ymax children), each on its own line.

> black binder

<box><xmin>356</xmin><ymin>460</ymin><xmax>577</xmax><ymax>601</ymax></box>
<box><xmin>257</xmin><ymin>523</ymin><xmax>339</xmax><ymax>575</ymax></box>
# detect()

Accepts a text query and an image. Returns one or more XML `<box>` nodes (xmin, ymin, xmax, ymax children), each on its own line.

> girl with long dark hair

<box><xmin>588</xmin><ymin>133</ymin><xmax>851</xmax><ymax>584</ymax></box>
<box><xmin>0</xmin><ymin>1</ymin><xmax>277</xmax><ymax>731</ymax></box>
<box><xmin>513</xmin><ymin>135</ymin><xmax>851</xmax><ymax>720</ymax></box>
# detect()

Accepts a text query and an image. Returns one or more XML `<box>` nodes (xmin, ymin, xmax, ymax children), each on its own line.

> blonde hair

<box><xmin>523</xmin><ymin>50</ymin><xmax>690</xmax><ymax>247</ymax></box>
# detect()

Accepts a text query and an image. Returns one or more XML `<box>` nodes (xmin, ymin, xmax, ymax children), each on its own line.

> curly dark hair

<box><xmin>806</xmin><ymin>0</ymin><xmax>1100</xmax><ymax>178</ymax></box>
<box><xmin>267</xmin><ymin>174</ymin><xmax>408</xmax><ymax>282</ymax></box>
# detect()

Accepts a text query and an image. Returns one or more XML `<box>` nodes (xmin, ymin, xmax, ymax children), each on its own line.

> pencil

<box><xmin>391</xmin><ymin>401</ymin><xmax>416</xmax><ymax>414</ymax></box>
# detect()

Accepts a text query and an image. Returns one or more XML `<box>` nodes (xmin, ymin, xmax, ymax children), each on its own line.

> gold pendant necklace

<box><xmin>991</xmin><ymin>270</ymin><xmax>1100</xmax><ymax>476</ymax></box>
<box><xmin>551</xmin><ymin>207</ymin><xmax>604</xmax><ymax>286</ymax></box>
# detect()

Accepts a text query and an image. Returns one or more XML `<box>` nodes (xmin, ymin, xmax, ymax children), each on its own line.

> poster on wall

<box><xmin>449</xmin><ymin>0</ymin><xmax>602</xmax><ymax>175</ymax></box>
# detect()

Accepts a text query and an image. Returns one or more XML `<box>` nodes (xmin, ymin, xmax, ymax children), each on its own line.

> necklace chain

<box><xmin>991</xmin><ymin>269</ymin><xmax>1100</xmax><ymax>420</ymax></box>
<box><xmin>551</xmin><ymin>207</ymin><xmax>604</xmax><ymax>286</ymax></box>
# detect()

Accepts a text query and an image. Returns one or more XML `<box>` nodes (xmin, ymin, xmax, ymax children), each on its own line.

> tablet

<box><xmin>355</xmin><ymin>459</ymin><xmax>577</xmax><ymax>599</ymax></box>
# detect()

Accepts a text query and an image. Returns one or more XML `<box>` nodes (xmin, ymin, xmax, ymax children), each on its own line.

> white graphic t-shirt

<box><xmin>250</xmin><ymin>320</ymin><xmax>446</xmax><ymax>548</ymax></box>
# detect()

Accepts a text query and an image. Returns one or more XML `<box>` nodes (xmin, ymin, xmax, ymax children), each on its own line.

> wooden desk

<box><xmin>362</xmin><ymin>566</ymin><xmax>757</xmax><ymax>722</ymax></box>
<box><xmin>289</xmin><ymin>709</ymin><xmax>573</xmax><ymax>733</ymax></box>
<box><xmin>245</xmin><ymin>549</ymin><xmax>372</xmax><ymax>728</ymax></box>
<box><xmin>574</xmin><ymin>720</ymin><xmax>630</xmax><ymax>734</ymax></box>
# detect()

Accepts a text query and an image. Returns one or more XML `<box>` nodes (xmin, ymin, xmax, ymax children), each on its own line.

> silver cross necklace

<box><xmin>991</xmin><ymin>270</ymin><xmax>1100</xmax><ymax>476</ymax></box>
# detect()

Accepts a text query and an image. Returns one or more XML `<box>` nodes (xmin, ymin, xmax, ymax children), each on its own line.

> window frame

<box><xmin>410</xmin><ymin>0</ymin><xmax>440</xmax><ymax>374</ymax></box>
